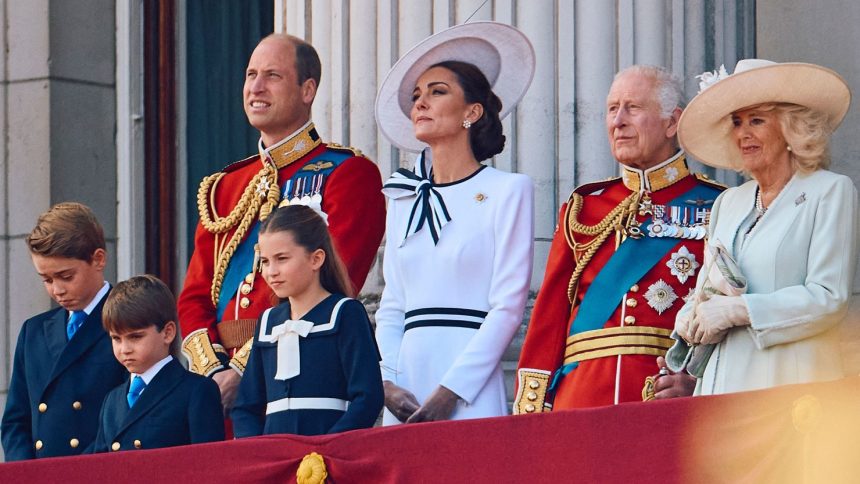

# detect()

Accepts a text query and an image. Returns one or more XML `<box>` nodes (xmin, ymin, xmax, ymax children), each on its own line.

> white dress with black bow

<box><xmin>376</xmin><ymin>155</ymin><xmax>534</xmax><ymax>424</ymax></box>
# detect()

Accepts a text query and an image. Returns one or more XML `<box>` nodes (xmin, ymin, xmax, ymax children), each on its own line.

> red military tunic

<box><xmin>514</xmin><ymin>152</ymin><xmax>725</xmax><ymax>412</ymax></box>
<box><xmin>178</xmin><ymin>122</ymin><xmax>385</xmax><ymax>376</ymax></box>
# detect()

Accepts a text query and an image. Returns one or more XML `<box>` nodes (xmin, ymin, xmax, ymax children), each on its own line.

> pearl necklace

<box><xmin>755</xmin><ymin>187</ymin><xmax>767</xmax><ymax>216</ymax></box>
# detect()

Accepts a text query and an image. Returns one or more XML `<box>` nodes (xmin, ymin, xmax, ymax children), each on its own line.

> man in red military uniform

<box><xmin>177</xmin><ymin>34</ymin><xmax>385</xmax><ymax>412</ymax></box>
<box><xmin>514</xmin><ymin>65</ymin><xmax>725</xmax><ymax>413</ymax></box>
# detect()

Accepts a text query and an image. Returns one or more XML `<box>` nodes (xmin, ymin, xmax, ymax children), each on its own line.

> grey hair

<box><xmin>614</xmin><ymin>65</ymin><xmax>683</xmax><ymax>117</ymax></box>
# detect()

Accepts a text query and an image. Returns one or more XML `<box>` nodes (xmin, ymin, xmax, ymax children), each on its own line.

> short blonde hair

<box><xmin>747</xmin><ymin>102</ymin><xmax>832</xmax><ymax>173</ymax></box>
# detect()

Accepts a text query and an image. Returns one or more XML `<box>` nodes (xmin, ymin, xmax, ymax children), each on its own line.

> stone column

<box><xmin>0</xmin><ymin>0</ymin><xmax>117</xmax><ymax>441</ymax></box>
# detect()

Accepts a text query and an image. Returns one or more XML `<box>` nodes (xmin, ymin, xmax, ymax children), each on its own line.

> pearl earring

<box><xmin>462</xmin><ymin>119</ymin><xmax>472</xmax><ymax>129</ymax></box>
<box><xmin>786</xmin><ymin>145</ymin><xmax>792</xmax><ymax>152</ymax></box>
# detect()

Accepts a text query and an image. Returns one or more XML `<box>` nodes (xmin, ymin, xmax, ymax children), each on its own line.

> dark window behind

<box><xmin>185</xmin><ymin>0</ymin><xmax>274</xmax><ymax>256</ymax></box>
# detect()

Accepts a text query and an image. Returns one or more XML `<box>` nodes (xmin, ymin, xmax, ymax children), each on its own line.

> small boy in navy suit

<box><xmin>1</xmin><ymin>202</ymin><xmax>127</xmax><ymax>461</ymax></box>
<box><xmin>91</xmin><ymin>275</ymin><xmax>224</xmax><ymax>453</ymax></box>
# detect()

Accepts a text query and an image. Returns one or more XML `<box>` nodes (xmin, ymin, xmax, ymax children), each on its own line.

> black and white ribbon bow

<box><xmin>382</xmin><ymin>152</ymin><xmax>451</xmax><ymax>245</ymax></box>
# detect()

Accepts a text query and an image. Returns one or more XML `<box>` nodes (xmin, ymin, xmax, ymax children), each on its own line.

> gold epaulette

<box><xmin>229</xmin><ymin>338</ymin><xmax>254</xmax><ymax>376</ymax></box>
<box><xmin>694</xmin><ymin>173</ymin><xmax>729</xmax><ymax>190</ymax></box>
<box><xmin>182</xmin><ymin>329</ymin><xmax>228</xmax><ymax>377</ymax></box>
<box><xmin>325</xmin><ymin>142</ymin><xmax>363</xmax><ymax>157</ymax></box>
<box><xmin>512</xmin><ymin>368</ymin><xmax>552</xmax><ymax>415</ymax></box>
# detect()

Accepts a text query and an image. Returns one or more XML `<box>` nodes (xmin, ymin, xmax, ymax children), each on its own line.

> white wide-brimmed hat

<box><xmin>375</xmin><ymin>21</ymin><xmax>535</xmax><ymax>153</ymax></box>
<box><xmin>678</xmin><ymin>59</ymin><xmax>851</xmax><ymax>170</ymax></box>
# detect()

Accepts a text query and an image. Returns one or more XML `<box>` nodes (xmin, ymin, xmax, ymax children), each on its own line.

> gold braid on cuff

<box><xmin>182</xmin><ymin>329</ymin><xmax>226</xmax><ymax>377</ymax></box>
<box><xmin>512</xmin><ymin>369</ymin><xmax>551</xmax><ymax>415</ymax></box>
<box><xmin>229</xmin><ymin>338</ymin><xmax>254</xmax><ymax>376</ymax></box>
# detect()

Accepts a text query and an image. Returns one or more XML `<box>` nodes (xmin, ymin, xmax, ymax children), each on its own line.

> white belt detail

<box><xmin>265</xmin><ymin>397</ymin><xmax>349</xmax><ymax>415</ymax></box>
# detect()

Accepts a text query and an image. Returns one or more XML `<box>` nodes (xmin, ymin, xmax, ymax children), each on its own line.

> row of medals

<box><xmin>632</xmin><ymin>194</ymin><xmax>709</xmax><ymax>240</ymax></box>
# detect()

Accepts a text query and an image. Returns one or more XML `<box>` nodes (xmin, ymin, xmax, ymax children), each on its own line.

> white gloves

<box><xmin>687</xmin><ymin>295</ymin><xmax>751</xmax><ymax>345</ymax></box>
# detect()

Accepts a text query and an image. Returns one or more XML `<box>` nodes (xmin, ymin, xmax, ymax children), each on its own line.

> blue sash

<box><xmin>550</xmin><ymin>182</ymin><xmax>721</xmax><ymax>388</ymax></box>
<box><xmin>215</xmin><ymin>151</ymin><xmax>350</xmax><ymax>321</ymax></box>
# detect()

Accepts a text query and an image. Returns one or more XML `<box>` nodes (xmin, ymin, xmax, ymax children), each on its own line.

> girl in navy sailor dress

<box><xmin>231</xmin><ymin>205</ymin><xmax>383</xmax><ymax>437</ymax></box>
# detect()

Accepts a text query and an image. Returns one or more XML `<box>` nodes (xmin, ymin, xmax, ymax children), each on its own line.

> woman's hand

<box><xmin>689</xmin><ymin>295</ymin><xmax>751</xmax><ymax>344</ymax></box>
<box><xmin>405</xmin><ymin>385</ymin><xmax>460</xmax><ymax>423</ymax></box>
<box><xmin>383</xmin><ymin>380</ymin><xmax>420</xmax><ymax>423</ymax></box>
<box><xmin>675</xmin><ymin>305</ymin><xmax>695</xmax><ymax>342</ymax></box>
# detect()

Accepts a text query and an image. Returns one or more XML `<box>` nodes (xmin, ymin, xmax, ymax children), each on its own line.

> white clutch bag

<box><xmin>665</xmin><ymin>239</ymin><xmax>747</xmax><ymax>378</ymax></box>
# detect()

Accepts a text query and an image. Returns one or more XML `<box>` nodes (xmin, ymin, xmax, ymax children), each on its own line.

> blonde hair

<box><xmin>744</xmin><ymin>102</ymin><xmax>832</xmax><ymax>173</ymax></box>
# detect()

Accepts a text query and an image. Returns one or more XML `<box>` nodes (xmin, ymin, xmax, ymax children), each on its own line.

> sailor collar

<box><xmin>621</xmin><ymin>151</ymin><xmax>689</xmax><ymax>193</ymax></box>
<box><xmin>258</xmin><ymin>121</ymin><xmax>322</xmax><ymax>169</ymax></box>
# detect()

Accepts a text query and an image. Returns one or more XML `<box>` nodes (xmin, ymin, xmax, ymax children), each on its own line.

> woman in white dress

<box><xmin>374</xmin><ymin>22</ymin><xmax>536</xmax><ymax>424</ymax></box>
<box><xmin>675</xmin><ymin>59</ymin><xmax>858</xmax><ymax>395</ymax></box>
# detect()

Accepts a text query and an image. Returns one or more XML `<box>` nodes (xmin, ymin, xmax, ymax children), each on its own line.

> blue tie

<box><xmin>66</xmin><ymin>310</ymin><xmax>87</xmax><ymax>341</ymax></box>
<box><xmin>127</xmin><ymin>376</ymin><xmax>146</xmax><ymax>408</ymax></box>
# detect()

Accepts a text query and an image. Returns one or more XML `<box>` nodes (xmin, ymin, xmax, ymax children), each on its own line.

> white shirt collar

<box><xmin>71</xmin><ymin>281</ymin><xmax>110</xmax><ymax>319</ymax></box>
<box><xmin>132</xmin><ymin>355</ymin><xmax>174</xmax><ymax>386</ymax></box>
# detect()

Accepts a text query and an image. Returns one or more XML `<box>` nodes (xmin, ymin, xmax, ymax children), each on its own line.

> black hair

<box><xmin>429</xmin><ymin>60</ymin><xmax>505</xmax><ymax>161</ymax></box>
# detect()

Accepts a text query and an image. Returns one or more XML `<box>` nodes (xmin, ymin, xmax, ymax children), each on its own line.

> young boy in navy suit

<box><xmin>1</xmin><ymin>202</ymin><xmax>128</xmax><ymax>460</ymax></box>
<box><xmin>91</xmin><ymin>275</ymin><xmax>224</xmax><ymax>453</ymax></box>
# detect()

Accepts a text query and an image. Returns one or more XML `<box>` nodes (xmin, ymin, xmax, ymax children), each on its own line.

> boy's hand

<box><xmin>213</xmin><ymin>369</ymin><xmax>241</xmax><ymax>413</ymax></box>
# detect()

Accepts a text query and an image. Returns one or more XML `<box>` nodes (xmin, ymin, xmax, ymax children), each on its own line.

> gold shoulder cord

<box><xmin>565</xmin><ymin>191</ymin><xmax>640</xmax><ymax>303</ymax></box>
<box><xmin>196</xmin><ymin>163</ymin><xmax>281</xmax><ymax>307</ymax></box>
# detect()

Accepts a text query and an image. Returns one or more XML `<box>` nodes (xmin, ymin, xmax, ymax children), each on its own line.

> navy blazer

<box><xmin>1</xmin><ymin>296</ymin><xmax>128</xmax><ymax>460</ymax></box>
<box><xmin>232</xmin><ymin>295</ymin><xmax>383</xmax><ymax>437</ymax></box>
<box><xmin>91</xmin><ymin>358</ymin><xmax>224</xmax><ymax>453</ymax></box>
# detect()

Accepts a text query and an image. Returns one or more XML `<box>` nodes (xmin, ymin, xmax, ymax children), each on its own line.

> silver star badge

<box><xmin>645</xmin><ymin>279</ymin><xmax>678</xmax><ymax>315</ymax></box>
<box><xmin>255</xmin><ymin>178</ymin><xmax>271</xmax><ymax>198</ymax></box>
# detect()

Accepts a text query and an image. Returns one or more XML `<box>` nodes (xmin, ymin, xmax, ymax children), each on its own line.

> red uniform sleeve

<box><xmin>513</xmin><ymin>204</ymin><xmax>575</xmax><ymax>413</ymax></box>
<box><xmin>322</xmin><ymin>155</ymin><xmax>386</xmax><ymax>294</ymax></box>
<box><xmin>178</xmin><ymin>217</ymin><xmax>223</xmax><ymax>343</ymax></box>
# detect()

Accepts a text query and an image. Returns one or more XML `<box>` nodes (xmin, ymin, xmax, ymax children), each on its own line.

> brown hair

<box><xmin>259</xmin><ymin>205</ymin><xmax>354</xmax><ymax>298</ymax></box>
<box><xmin>26</xmin><ymin>202</ymin><xmax>106</xmax><ymax>261</ymax></box>
<box><xmin>103</xmin><ymin>275</ymin><xmax>180</xmax><ymax>356</ymax></box>
<box><xmin>261</xmin><ymin>33</ymin><xmax>321</xmax><ymax>87</ymax></box>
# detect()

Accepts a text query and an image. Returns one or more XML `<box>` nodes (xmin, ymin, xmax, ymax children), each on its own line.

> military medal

<box><xmin>310</xmin><ymin>174</ymin><xmax>323</xmax><ymax>204</ymax></box>
<box><xmin>667</xmin><ymin>246</ymin><xmax>700</xmax><ymax>284</ymax></box>
<box><xmin>255</xmin><ymin>178</ymin><xmax>271</xmax><ymax>198</ymax></box>
<box><xmin>644</xmin><ymin>279</ymin><xmax>678</xmax><ymax>314</ymax></box>
<box><xmin>290</xmin><ymin>178</ymin><xmax>303</xmax><ymax>205</ymax></box>
<box><xmin>280</xmin><ymin>180</ymin><xmax>294</xmax><ymax>206</ymax></box>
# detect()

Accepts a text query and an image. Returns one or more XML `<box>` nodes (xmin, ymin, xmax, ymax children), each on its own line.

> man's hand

<box><xmin>406</xmin><ymin>385</ymin><xmax>460</xmax><ymax>424</ymax></box>
<box><xmin>652</xmin><ymin>356</ymin><xmax>696</xmax><ymax>399</ymax></box>
<box><xmin>383</xmin><ymin>380</ymin><xmax>420</xmax><ymax>423</ymax></box>
<box><xmin>213</xmin><ymin>368</ymin><xmax>242</xmax><ymax>415</ymax></box>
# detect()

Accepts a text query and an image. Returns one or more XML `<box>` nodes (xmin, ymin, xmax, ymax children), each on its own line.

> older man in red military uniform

<box><xmin>514</xmin><ymin>65</ymin><xmax>725</xmax><ymax>413</ymax></box>
<box><xmin>178</xmin><ymin>34</ymin><xmax>385</xmax><ymax>413</ymax></box>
